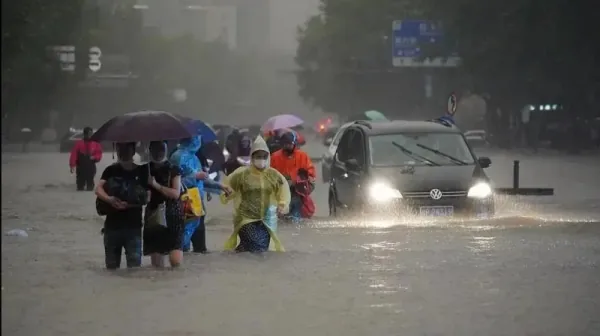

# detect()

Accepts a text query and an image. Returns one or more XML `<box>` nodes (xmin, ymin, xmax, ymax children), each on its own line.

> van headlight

<box><xmin>467</xmin><ymin>182</ymin><xmax>492</xmax><ymax>198</ymax></box>
<box><xmin>369</xmin><ymin>182</ymin><xmax>402</xmax><ymax>202</ymax></box>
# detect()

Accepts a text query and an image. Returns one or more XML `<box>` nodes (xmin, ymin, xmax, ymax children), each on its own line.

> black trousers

<box><xmin>76</xmin><ymin>164</ymin><xmax>96</xmax><ymax>191</ymax></box>
<box><xmin>103</xmin><ymin>228</ymin><xmax>142</xmax><ymax>269</ymax></box>
<box><xmin>190</xmin><ymin>216</ymin><xmax>207</xmax><ymax>252</ymax></box>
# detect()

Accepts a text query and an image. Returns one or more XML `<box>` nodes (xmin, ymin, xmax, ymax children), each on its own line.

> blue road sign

<box><xmin>392</xmin><ymin>20</ymin><xmax>443</xmax><ymax>58</ymax></box>
<box><xmin>392</xmin><ymin>19</ymin><xmax>459</xmax><ymax>67</ymax></box>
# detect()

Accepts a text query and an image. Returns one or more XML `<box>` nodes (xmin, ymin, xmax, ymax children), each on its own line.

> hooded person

<box><xmin>169</xmin><ymin>134</ymin><xmax>229</xmax><ymax>253</ymax></box>
<box><xmin>69</xmin><ymin>126</ymin><xmax>103</xmax><ymax>191</ymax></box>
<box><xmin>220</xmin><ymin>136</ymin><xmax>290</xmax><ymax>253</ymax></box>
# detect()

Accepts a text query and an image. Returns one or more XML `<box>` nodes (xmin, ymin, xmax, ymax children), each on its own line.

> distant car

<box><xmin>321</xmin><ymin>125</ymin><xmax>340</xmax><ymax>147</ymax></box>
<box><xmin>328</xmin><ymin>120</ymin><xmax>495</xmax><ymax>218</ymax></box>
<box><xmin>316</xmin><ymin>118</ymin><xmax>339</xmax><ymax>140</ymax></box>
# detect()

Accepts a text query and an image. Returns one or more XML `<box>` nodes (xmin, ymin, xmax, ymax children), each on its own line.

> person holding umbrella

<box><xmin>95</xmin><ymin>142</ymin><xmax>150</xmax><ymax>269</ymax></box>
<box><xmin>170</xmin><ymin>134</ymin><xmax>231</xmax><ymax>253</ymax></box>
<box><xmin>141</xmin><ymin>141</ymin><xmax>185</xmax><ymax>268</ymax></box>
<box><xmin>91</xmin><ymin>110</ymin><xmax>209</xmax><ymax>266</ymax></box>
<box><xmin>262</xmin><ymin>114</ymin><xmax>304</xmax><ymax>153</ymax></box>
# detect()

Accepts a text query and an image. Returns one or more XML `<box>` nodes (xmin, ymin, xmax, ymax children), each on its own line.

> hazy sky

<box><xmin>269</xmin><ymin>0</ymin><xmax>320</xmax><ymax>53</ymax></box>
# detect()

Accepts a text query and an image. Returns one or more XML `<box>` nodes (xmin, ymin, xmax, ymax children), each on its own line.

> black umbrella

<box><xmin>91</xmin><ymin>110</ymin><xmax>195</xmax><ymax>142</ymax></box>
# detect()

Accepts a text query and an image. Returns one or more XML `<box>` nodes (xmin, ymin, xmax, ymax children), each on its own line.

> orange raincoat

<box><xmin>270</xmin><ymin>148</ymin><xmax>316</xmax><ymax>181</ymax></box>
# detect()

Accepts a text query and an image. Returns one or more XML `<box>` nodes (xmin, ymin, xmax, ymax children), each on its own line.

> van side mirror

<box><xmin>478</xmin><ymin>157</ymin><xmax>491</xmax><ymax>168</ymax></box>
<box><xmin>345</xmin><ymin>158</ymin><xmax>360</xmax><ymax>171</ymax></box>
<box><xmin>323</xmin><ymin>137</ymin><xmax>333</xmax><ymax>146</ymax></box>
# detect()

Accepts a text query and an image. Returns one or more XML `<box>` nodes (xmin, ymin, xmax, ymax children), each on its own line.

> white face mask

<box><xmin>253</xmin><ymin>159</ymin><xmax>267</xmax><ymax>169</ymax></box>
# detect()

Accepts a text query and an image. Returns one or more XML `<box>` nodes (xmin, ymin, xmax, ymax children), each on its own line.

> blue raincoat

<box><xmin>169</xmin><ymin>135</ymin><xmax>221</xmax><ymax>250</ymax></box>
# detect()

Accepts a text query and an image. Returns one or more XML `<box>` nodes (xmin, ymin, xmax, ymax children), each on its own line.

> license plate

<box><xmin>419</xmin><ymin>206</ymin><xmax>454</xmax><ymax>217</ymax></box>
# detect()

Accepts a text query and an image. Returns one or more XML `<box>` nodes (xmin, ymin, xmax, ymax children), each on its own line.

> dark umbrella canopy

<box><xmin>187</xmin><ymin>119</ymin><xmax>217</xmax><ymax>143</ymax></box>
<box><xmin>91</xmin><ymin>110</ymin><xmax>195</xmax><ymax>142</ymax></box>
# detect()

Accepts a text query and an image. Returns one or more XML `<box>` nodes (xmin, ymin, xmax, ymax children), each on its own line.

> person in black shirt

<box><xmin>142</xmin><ymin>141</ymin><xmax>184</xmax><ymax>268</ymax></box>
<box><xmin>95</xmin><ymin>142</ymin><xmax>150</xmax><ymax>269</ymax></box>
<box><xmin>222</xmin><ymin>133</ymin><xmax>252</xmax><ymax>175</ymax></box>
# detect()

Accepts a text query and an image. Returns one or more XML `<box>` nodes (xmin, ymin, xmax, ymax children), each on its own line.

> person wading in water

<box><xmin>69</xmin><ymin>127</ymin><xmax>103</xmax><ymax>191</ymax></box>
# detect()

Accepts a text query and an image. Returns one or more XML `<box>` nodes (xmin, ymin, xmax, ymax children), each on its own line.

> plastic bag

<box><xmin>146</xmin><ymin>203</ymin><xmax>167</xmax><ymax>227</ymax></box>
<box><xmin>181</xmin><ymin>186</ymin><xmax>204</xmax><ymax>219</ymax></box>
<box><xmin>264</xmin><ymin>205</ymin><xmax>278</xmax><ymax>232</ymax></box>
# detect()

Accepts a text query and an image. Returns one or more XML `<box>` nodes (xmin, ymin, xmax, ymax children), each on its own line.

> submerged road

<box><xmin>2</xmin><ymin>145</ymin><xmax>600</xmax><ymax>336</ymax></box>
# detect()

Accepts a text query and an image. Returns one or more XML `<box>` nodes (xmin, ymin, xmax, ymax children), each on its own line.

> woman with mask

<box><xmin>220</xmin><ymin>136</ymin><xmax>290</xmax><ymax>253</ymax></box>
<box><xmin>142</xmin><ymin>141</ymin><xmax>184</xmax><ymax>268</ymax></box>
<box><xmin>95</xmin><ymin>142</ymin><xmax>150</xmax><ymax>269</ymax></box>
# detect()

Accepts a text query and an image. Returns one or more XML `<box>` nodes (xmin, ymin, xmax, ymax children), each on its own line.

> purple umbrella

<box><xmin>91</xmin><ymin>111</ymin><xmax>195</xmax><ymax>142</ymax></box>
<box><xmin>261</xmin><ymin>114</ymin><xmax>304</xmax><ymax>132</ymax></box>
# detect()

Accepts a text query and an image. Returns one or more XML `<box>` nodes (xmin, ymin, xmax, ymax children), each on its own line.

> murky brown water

<box><xmin>2</xmin><ymin>152</ymin><xmax>600</xmax><ymax>336</ymax></box>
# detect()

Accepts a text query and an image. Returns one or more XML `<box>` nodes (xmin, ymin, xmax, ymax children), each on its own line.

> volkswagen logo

<box><xmin>429</xmin><ymin>189</ymin><xmax>443</xmax><ymax>200</ymax></box>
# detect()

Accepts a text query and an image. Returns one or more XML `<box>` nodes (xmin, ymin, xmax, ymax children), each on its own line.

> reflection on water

<box><xmin>467</xmin><ymin>236</ymin><xmax>496</xmax><ymax>253</ymax></box>
<box><xmin>310</xmin><ymin>198</ymin><xmax>600</xmax><ymax>230</ymax></box>
<box><xmin>3</xmin><ymin>153</ymin><xmax>600</xmax><ymax>335</ymax></box>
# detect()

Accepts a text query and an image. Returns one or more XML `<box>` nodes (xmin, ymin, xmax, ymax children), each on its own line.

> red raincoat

<box><xmin>69</xmin><ymin>140</ymin><xmax>103</xmax><ymax>168</ymax></box>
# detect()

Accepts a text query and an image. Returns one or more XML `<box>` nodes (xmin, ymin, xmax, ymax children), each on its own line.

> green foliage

<box><xmin>295</xmin><ymin>0</ymin><xmax>429</xmax><ymax>114</ymax></box>
<box><xmin>297</xmin><ymin>0</ymin><xmax>600</xmax><ymax>115</ymax></box>
<box><xmin>423</xmin><ymin>0</ymin><xmax>600</xmax><ymax>108</ymax></box>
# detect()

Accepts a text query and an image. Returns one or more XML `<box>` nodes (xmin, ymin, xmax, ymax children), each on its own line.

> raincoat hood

<box><xmin>179</xmin><ymin>135</ymin><xmax>202</xmax><ymax>153</ymax></box>
<box><xmin>169</xmin><ymin>135</ymin><xmax>203</xmax><ymax>189</ymax></box>
<box><xmin>251</xmin><ymin>136</ymin><xmax>270</xmax><ymax>156</ymax></box>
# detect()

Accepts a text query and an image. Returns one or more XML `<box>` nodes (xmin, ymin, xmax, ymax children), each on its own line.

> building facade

<box><xmin>136</xmin><ymin>0</ymin><xmax>270</xmax><ymax>52</ymax></box>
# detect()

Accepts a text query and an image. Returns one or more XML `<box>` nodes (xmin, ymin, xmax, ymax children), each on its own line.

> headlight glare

<box><xmin>467</xmin><ymin>182</ymin><xmax>492</xmax><ymax>198</ymax></box>
<box><xmin>369</xmin><ymin>182</ymin><xmax>402</xmax><ymax>202</ymax></box>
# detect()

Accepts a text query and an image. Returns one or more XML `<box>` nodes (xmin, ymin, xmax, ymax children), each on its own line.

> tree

<box><xmin>297</xmin><ymin>0</ymin><xmax>600</xmax><ymax>119</ymax></box>
<box><xmin>423</xmin><ymin>0</ymin><xmax>600</xmax><ymax>114</ymax></box>
<box><xmin>295</xmin><ymin>0</ymin><xmax>430</xmax><ymax>116</ymax></box>
<box><xmin>2</xmin><ymin>0</ymin><xmax>86</xmax><ymax>132</ymax></box>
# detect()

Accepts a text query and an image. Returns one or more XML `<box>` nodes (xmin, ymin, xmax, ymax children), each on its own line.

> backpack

<box><xmin>294</xmin><ymin>178</ymin><xmax>315</xmax><ymax>218</ymax></box>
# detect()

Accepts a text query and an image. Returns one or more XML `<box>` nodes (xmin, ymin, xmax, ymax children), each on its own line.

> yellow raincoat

<box><xmin>220</xmin><ymin>136</ymin><xmax>291</xmax><ymax>251</ymax></box>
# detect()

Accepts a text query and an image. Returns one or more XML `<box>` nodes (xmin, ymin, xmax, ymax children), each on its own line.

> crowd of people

<box><xmin>68</xmin><ymin>126</ymin><xmax>316</xmax><ymax>270</ymax></box>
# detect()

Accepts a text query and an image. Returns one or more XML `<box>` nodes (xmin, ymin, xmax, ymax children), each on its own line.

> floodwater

<box><xmin>2</xmin><ymin>150</ymin><xmax>600</xmax><ymax>336</ymax></box>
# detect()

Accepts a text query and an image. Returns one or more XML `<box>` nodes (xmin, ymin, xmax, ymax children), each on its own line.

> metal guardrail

<box><xmin>495</xmin><ymin>160</ymin><xmax>555</xmax><ymax>196</ymax></box>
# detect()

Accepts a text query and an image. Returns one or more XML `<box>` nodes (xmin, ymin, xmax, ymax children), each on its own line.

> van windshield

<box><xmin>369</xmin><ymin>133</ymin><xmax>475</xmax><ymax>166</ymax></box>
